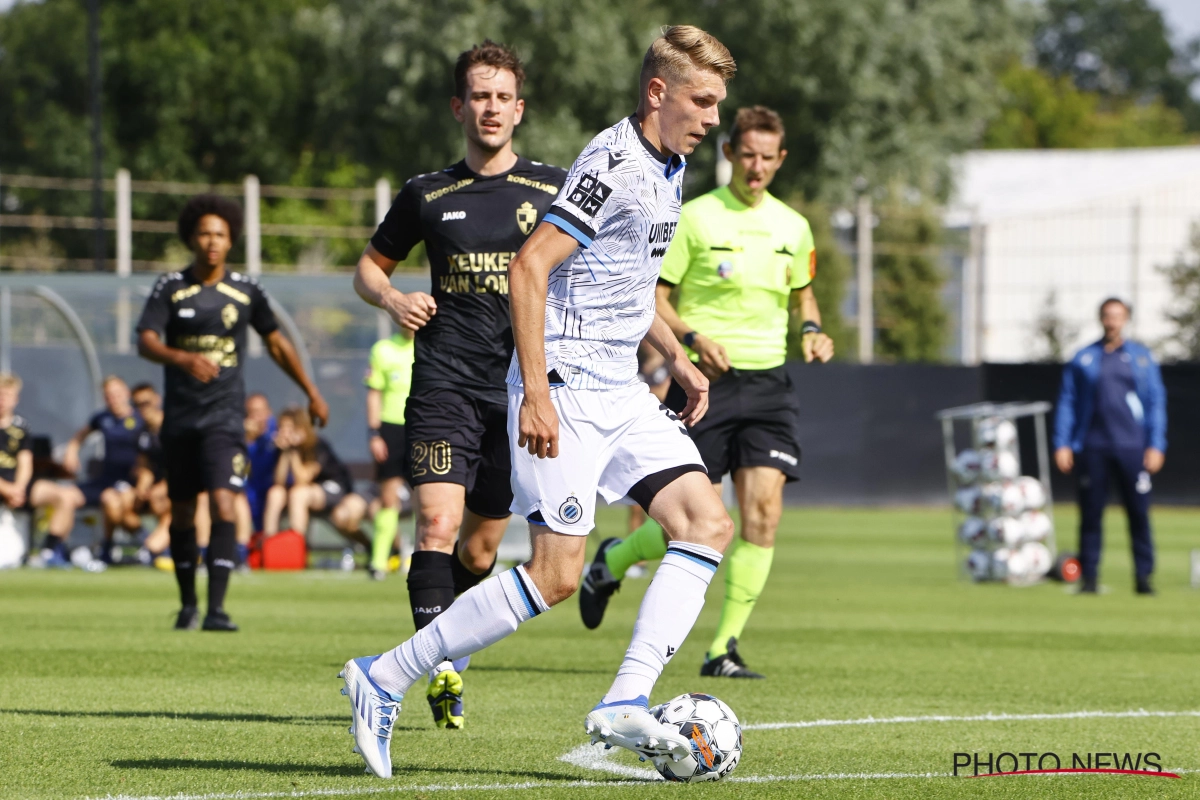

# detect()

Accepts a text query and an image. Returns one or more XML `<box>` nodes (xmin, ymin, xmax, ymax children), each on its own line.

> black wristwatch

<box><xmin>682</xmin><ymin>331</ymin><xmax>698</xmax><ymax>348</ymax></box>
<box><xmin>800</xmin><ymin>321</ymin><xmax>822</xmax><ymax>336</ymax></box>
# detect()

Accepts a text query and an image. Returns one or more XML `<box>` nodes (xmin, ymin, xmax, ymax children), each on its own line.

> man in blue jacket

<box><xmin>1054</xmin><ymin>298</ymin><xmax>1166</xmax><ymax>595</ymax></box>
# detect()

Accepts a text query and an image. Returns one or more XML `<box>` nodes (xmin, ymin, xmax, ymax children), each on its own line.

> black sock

<box><xmin>40</xmin><ymin>534</ymin><xmax>65</xmax><ymax>555</ymax></box>
<box><xmin>169</xmin><ymin>525</ymin><xmax>199</xmax><ymax>607</ymax></box>
<box><xmin>451</xmin><ymin>540</ymin><xmax>496</xmax><ymax>595</ymax></box>
<box><xmin>407</xmin><ymin>551</ymin><xmax>456</xmax><ymax>630</ymax></box>
<box><xmin>206</xmin><ymin>520</ymin><xmax>237</xmax><ymax>614</ymax></box>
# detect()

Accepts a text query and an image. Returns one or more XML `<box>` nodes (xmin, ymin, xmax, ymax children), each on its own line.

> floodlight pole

<box><xmin>88</xmin><ymin>0</ymin><xmax>104</xmax><ymax>271</ymax></box>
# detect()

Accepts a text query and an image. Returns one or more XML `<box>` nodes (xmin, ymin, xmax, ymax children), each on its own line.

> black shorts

<box><xmin>665</xmin><ymin>366</ymin><xmax>802</xmax><ymax>482</ymax></box>
<box><xmin>403</xmin><ymin>386</ymin><xmax>512</xmax><ymax>518</ymax></box>
<box><xmin>77</xmin><ymin>477</ymin><xmax>131</xmax><ymax>507</ymax></box>
<box><xmin>161</xmin><ymin>428</ymin><xmax>248</xmax><ymax>502</ymax></box>
<box><xmin>317</xmin><ymin>479</ymin><xmax>352</xmax><ymax>509</ymax></box>
<box><xmin>375</xmin><ymin>422</ymin><xmax>407</xmax><ymax>482</ymax></box>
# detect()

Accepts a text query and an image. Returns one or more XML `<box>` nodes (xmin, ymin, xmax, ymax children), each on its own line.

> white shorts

<box><xmin>508</xmin><ymin>381</ymin><xmax>706</xmax><ymax>535</ymax></box>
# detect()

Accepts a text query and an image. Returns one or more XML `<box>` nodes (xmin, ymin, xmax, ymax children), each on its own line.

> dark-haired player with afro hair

<box><xmin>137</xmin><ymin>194</ymin><xmax>328</xmax><ymax>631</ymax></box>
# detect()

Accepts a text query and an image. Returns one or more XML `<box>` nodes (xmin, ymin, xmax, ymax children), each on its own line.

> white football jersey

<box><xmin>507</xmin><ymin>115</ymin><xmax>686</xmax><ymax>391</ymax></box>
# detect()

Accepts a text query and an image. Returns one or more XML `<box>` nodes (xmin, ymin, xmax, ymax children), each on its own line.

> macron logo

<box><xmin>441</xmin><ymin>210</ymin><xmax>466</xmax><ymax>221</ymax></box>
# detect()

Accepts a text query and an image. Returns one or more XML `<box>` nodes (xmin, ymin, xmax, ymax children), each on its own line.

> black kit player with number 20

<box><xmin>352</xmin><ymin>40</ymin><xmax>565</xmax><ymax>728</ymax></box>
<box><xmin>137</xmin><ymin>194</ymin><xmax>328</xmax><ymax>633</ymax></box>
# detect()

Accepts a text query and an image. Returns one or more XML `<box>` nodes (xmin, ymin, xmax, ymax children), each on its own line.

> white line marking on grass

<box><xmin>91</xmin><ymin>770</ymin><xmax>952</xmax><ymax>800</ymax></box>
<box><xmin>744</xmin><ymin>708</ymin><xmax>1200</xmax><ymax>731</ymax></box>
<box><xmin>559</xmin><ymin>742</ymin><xmax>660</xmax><ymax>779</ymax></box>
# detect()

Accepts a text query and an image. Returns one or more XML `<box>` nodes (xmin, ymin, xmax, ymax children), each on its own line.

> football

<box><xmin>951</xmin><ymin>449</ymin><xmax>982</xmax><ymax>485</ymax></box>
<box><xmin>980</xmin><ymin>448</ymin><xmax>1020</xmax><ymax>481</ymax></box>
<box><xmin>650</xmin><ymin>693</ymin><xmax>742</xmax><ymax>783</ymax></box>
<box><xmin>986</xmin><ymin>516</ymin><xmax>1025</xmax><ymax>547</ymax></box>
<box><xmin>957</xmin><ymin>516</ymin><xmax>987</xmax><ymax>546</ymax></box>
<box><xmin>1016</xmin><ymin>476</ymin><xmax>1047</xmax><ymax>510</ymax></box>
<box><xmin>954</xmin><ymin>486</ymin><xmax>982</xmax><ymax>514</ymax></box>
<box><xmin>966</xmin><ymin>549</ymin><xmax>992</xmax><ymax>581</ymax></box>
<box><xmin>1019</xmin><ymin>510</ymin><xmax>1053</xmax><ymax>542</ymax></box>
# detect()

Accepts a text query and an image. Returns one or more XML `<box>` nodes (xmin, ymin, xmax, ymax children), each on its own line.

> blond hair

<box><xmin>640</xmin><ymin>25</ymin><xmax>736</xmax><ymax>94</ymax></box>
<box><xmin>0</xmin><ymin>373</ymin><xmax>22</xmax><ymax>391</ymax></box>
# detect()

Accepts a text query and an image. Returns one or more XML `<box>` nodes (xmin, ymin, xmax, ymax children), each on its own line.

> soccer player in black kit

<box><xmin>138</xmin><ymin>195</ymin><xmax>328</xmax><ymax>631</ymax></box>
<box><xmin>353</xmin><ymin>41</ymin><xmax>565</xmax><ymax>728</ymax></box>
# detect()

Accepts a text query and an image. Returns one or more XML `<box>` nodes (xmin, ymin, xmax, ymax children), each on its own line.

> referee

<box><xmin>580</xmin><ymin>106</ymin><xmax>833</xmax><ymax>679</ymax></box>
<box><xmin>365</xmin><ymin>327</ymin><xmax>414</xmax><ymax>580</ymax></box>
<box><xmin>138</xmin><ymin>195</ymin><xmax>328</xmax><ymax>631</ymax></box>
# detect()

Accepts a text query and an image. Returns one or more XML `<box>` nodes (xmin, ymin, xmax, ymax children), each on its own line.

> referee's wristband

<box><xmin>682</xmin><ymin>331</ymin><xmax>698</xmax><ymax>349</ymax></box>
<box><xmin>800</xmin><ymin>321</ymin><xmax>822</xmax><ymax>336</ymax></box>
<box><xmin>368</xmin><ymin>427</ymin><xmax>382</xmax><ymax>439</ymax></box>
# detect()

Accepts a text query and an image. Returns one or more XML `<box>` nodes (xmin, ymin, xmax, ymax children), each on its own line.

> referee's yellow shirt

<box><xmin>365</xmin><ymin>333</ymin><xmax>415</xmax><ymax>425</ymax></box>
<box><xmin>660</xmin><ymin>186</ymin><xmax>815</xmax><ymax>371</ymax></box>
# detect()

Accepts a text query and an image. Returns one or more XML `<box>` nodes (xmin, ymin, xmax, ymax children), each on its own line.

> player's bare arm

<box><xmin>654</xmin><ymin>281</ymin><xmax>730</xmax><ymax>379</ymax></box>
<box><xmin>6</xmin><ymin>449</ymin><xmax>32</xmax><ymax>508</ymax></box>
<box><xmin>509</xmin><ymin>221</ymin><xmax>580</xmax><ymax>459</ymax></box>
<box><xmin>643</xmin><ymin>313</ymin><xmax>709</xmax><ymax>426</ymax></box>
<box><xmin>792</xmin><ymin>285</ymin><xmax>834</xmax><ymax>363</ymax></box>
<box><xmin>366</xmin><ymin>388</ymin><xmax>388</xmax><ymax>463</ymax></box>
<box><xmin>137</xmin><ymin>329</ymin><xmax>221</xmax><ymax>384</ymax></box>
<box><xmin>353</xmin><ymin>245</ymin><xmax>438</xmax><ymax>332</ymax></box>
<box><xmin>262</xmin><ymin>329</ymin><xmax>329</xmax><ymax>427</ymax></box>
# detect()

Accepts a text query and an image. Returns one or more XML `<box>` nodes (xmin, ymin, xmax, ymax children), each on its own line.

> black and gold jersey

<box><xmin>136</xmin><ymin>267</ymin><xmax>279</xmax><ymax>436</ymax></box>
<box><xmin>0</xmin><ymin>415</ymin><xmax>31</xmax><ymax>484</ymax></box>
<box><xmin>371</xmin><ymin>156</ymin><xmax>566</xmax><ymax>403</ymax></box>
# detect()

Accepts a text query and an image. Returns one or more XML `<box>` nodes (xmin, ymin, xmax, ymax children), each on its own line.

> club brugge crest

<box><xmin>717</xmin><ymin>260</ymin><xmax>734</xmax><ymax>279</ymax></box>
<box><xmin>516</xmin><ymin>201</ymin><xmax>538</xmax><ymax>235</ymax></box>
<box><xmin>558</xmin><ymin>495</ymin><xmax>582</xmax><ymax>524</ymax></box>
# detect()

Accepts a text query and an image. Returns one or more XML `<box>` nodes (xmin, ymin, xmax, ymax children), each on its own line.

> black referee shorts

<box><xmin>665</xmin><ymin>365</ymin><xmax>802</xmax><ymax>483</ymax></box>
<box><xmin>403</xmin><ymin>387</ymin><xmax>512</xmax><ymax>518</ymax></box>
<box><xmin>375</xmin><ymin>422</ymin><xmax>407</xmax><ymax>482</ymax></box>
<box><xmin>161</xmin><ymin>427</ymin><xmax>248</xmax><ymax>502</ymax></box>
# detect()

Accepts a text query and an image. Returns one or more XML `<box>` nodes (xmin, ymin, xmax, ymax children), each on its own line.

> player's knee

<box><xmin>266</xmin><ymin>485</ymin><xmax>286</xmax><ymax>504</ymax></box>
<box><xmin>212</xmin><ymin>493</ymin><xmax>238</xmax><ymax>522</ymax></box>
<box><xmin>415</xmin><ymin>510</ymin><xmax>461</xmax><ymax>549</ymax></box>
<box><xmin>462</xmin><ymin>548</ymin><xmax>495</xmax><ymax>575</ymax></box>
<box><xmin>702</xmin><ymin>512</ymin><xmax>735</xmax><ymax>553</ymax></box>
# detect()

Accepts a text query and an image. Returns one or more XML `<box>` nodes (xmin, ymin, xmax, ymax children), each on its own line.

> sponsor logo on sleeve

<box><xmin>566</xmin><ymin>173</ymin><xmax>612</xmax><ymax>218</ymax></box>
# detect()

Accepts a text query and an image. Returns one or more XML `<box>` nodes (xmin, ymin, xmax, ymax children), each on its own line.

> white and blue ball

<box><xmin>651</xmin><ymin>693</ymin><xmax>742</xmax><ymax>782</ymax></box>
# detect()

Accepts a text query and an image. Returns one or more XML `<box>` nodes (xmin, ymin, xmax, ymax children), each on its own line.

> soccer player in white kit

<box><xmin>339</xmin><ymin>25</ymin><xmax>737</xmax><ymax>778</ymax></box>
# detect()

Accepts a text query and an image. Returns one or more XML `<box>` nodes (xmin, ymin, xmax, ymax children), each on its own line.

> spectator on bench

<box><xmin>124</xmin><ymin>383</ymin><xmax>172</xmax><ymax>565</ymax></box>
<box><xmin>62</xmin><ymin>375</ymin><xmax>146</xmax><ymax>563</ymax></box>
<box><xmin>0</xmin><ymin>373</ymin><xmax>86</xmax><ymax>567</ymax></box>
<box><xmin>262</xmin><ymin>407</ymin><xmax>371</xmax><ymax>550</ymax></box>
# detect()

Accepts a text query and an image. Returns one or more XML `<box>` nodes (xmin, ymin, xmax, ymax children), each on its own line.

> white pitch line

<box><xmin>743</xmin><ymin>708</ymin><xmax>1200</xmax><ymax>731</ymax></box>
<box><xmin>92</xmin><ymin>771</ymin><xmax>952</xmax><ymax>800</ymax></box>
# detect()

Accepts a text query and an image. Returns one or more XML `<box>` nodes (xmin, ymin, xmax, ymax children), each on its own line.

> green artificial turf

<box><xmin>3</xmin><ymin>504</ymin><xmax>1200</xmax><ymax>800</ymax></box>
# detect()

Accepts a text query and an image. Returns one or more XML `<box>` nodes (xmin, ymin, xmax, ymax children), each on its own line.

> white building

<box><xmin>948</xmin><ymin>146</ymin><xmax>1200</xmax><ymax>362</ymax></box>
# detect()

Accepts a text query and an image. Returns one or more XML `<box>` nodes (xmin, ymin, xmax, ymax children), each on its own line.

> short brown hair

<box><xmin>640</xmin><ymin>25</ymin><xmax>736</xmax><ymax>94</ymax></box>
<box><xmin>454</xmin><ymin>40</ymin><xmax>525</xmax><ymax>100</ymax></box>
<box><xmin>0</xmin><ymin>373</ymin><xmax>22</xmax><ymax>391</ymax></box>
<box><xmin>729</xmin><ymin>105</ymin><xmax>785</xmax><ymax>151</ymax></box>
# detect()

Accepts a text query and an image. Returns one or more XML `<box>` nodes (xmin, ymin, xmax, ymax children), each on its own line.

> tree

<box><xmin>786</xmin><ymin>200</ymin><xmax>853</xmax><ymax>362</ymax></box>
<box><xmin>1161</xmin><ymin>223</ymin><xmax>1200</xmax><ymax>361</ymax></box>
<box><xmin>668</xmin><ymin>0</ymin><xmax>1025</xmax><ymax>204</ymax></box>
<box><xmin>984</xmin><ymin>62</ymin><xmax>1192</xmax><ymax>148</ymax></box>
<box><xmin>871</xmin><ymin>199</ymin><xmax>948</xmax><ymax>362</ymax></box>
<box><xmin>1034</xmin><ymin>0</ymin><xmax>1200</xmax><ymax>130</ymax></box>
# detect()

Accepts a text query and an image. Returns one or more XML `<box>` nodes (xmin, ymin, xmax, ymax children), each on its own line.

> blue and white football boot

<box><xmin>584</xmin><ymin>696</ymin><xmax>690</xmax><ymax>768</ymax></box>
<box><xmin>339</xmin><ymin>656</ymin><xmax>403</xmax><ymax>778</ymax></box>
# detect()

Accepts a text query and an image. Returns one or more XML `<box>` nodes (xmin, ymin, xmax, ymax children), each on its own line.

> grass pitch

<box><xmin>3</xmin><ymin>504</ymin><xmax>1200</xmax><ymax>800</ymax></box>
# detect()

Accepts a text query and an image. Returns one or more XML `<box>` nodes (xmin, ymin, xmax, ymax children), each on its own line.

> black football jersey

<box><xmin>371</xmin><ymin>156</ymin><xmax>567</xmax><ymax>403</ymax></box>
<box><xmin>0</xmin><ymin>415</ymin><xmax>31</xmax><ymax>484</ymax></box>
<box><xmin>136</xmin><ymin>268</ymin><xmax>279</xmax><ymax>435</ymax></box>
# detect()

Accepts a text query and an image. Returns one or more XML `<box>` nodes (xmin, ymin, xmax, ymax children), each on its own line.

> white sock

<box><xmin>602</xmin><ymin>542</ymin><xmax>721</xmax><ymax>706</ymax></box>
<box><xmin>368</xmin><ymin>565</ymin><xmax>548</xmax><ymax>696</ymax></box>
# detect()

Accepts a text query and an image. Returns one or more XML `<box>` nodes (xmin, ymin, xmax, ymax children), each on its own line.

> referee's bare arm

<box><xmin>653</xmin><ymin>280</ymin><xmax>730</xmax><ymax>379</ymax></box>
<box><xmin>353</xmin><ymin>244</ymin><xmax>438</xmax><ymax>332</ymax></box>
<box><xmin>791</xmin><ymin>285</ymin><xmax>834</xmax><ymax>363</ymax></box>
<box><xmin>508</xmin><ymin>222</ymin><xmax>580</xmax><ymax>459</ymax></box>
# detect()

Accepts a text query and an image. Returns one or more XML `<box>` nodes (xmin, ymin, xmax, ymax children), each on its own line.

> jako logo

<box><xmin>442</xmin><ymin>210</ymin><xmax>466</xmax><ymax>221</ymax></box>
<box><xmin>770</xmin><ymin>449</ymin><xmax>798</xmax><ymax>466</ymax></box>
<box><xmin>415</xmin><ymin>606</ymin><xmax>443</xmax><ymax>614</ymax></box>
